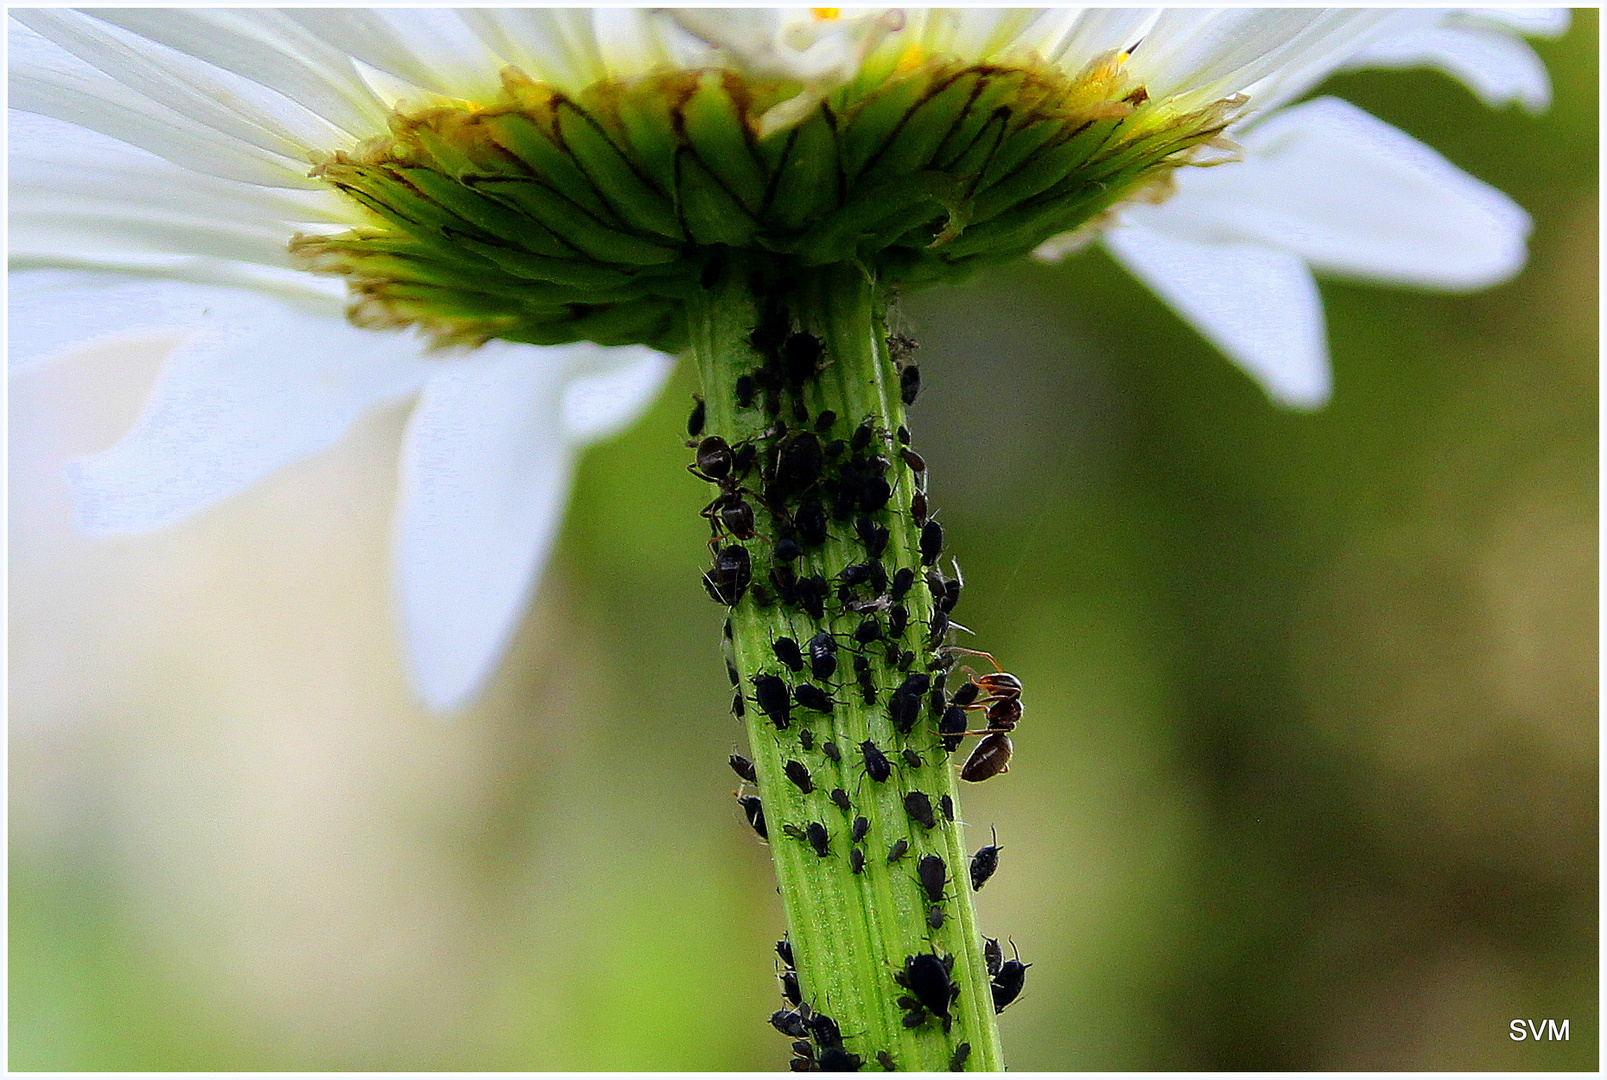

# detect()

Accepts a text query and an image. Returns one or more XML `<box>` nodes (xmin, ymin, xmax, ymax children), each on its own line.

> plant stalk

<box><xmin>688</xmin><ymin>254</ymin><xmax>1005</xmax><ymax>1071</ymax></box>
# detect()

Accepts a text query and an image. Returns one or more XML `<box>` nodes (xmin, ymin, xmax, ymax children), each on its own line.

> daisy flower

<box><xmin>9</xmin><ymin>7</ymin><xmax>1564</xmax><ymax>713</ymax></box>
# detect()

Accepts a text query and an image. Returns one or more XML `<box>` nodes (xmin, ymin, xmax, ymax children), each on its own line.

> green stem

<box><xmin>689</xmin><ymin>256</ymin><xmax>1005</xmax><ymax>1071</ymax></box>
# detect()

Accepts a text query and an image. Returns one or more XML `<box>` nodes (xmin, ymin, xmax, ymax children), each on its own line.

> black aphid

<box><xmin>805</xmin><ymin>820</ymin><xmax>830</xmax><ymax>857</ymax></box>
<box><xmin>735</xmin><ymin>374</ymin><xmax>757</xmax><ymax>408</ymax></box>
<box><xmin>776</xmin><ymin>936</ymin><xmax>795</xmax><ymax>968</ymax></box>
<box><xmin>904</xmin><ymin>790</ymin><xmax>937</xmax><ymax>830</ymax></box>
<box><xmin>970</xmin><ymin>826</ymin><xmax>1002</xmax><ymax>891</ymax></box>
<box><xmin>807</xmin><ymin>630</ymin><xmax>839</xmax><ymax>681</ymax></box>
<box><xmin>770</xmin><ymin>1009</ymin><xmax>808</xmax><ymax>1038</ymax></box>
<box><xmin>738</xmin><ymin>793</ymin><xmax>767</xmax><ymax>840</ymax></box>
<box><xmin>781</xmin><ymin>968</ymin><xmax>802</xmax><ymax>1006</ymax></box>
<box><xmin>902</xmin><ymin>747</ymin><xmax>923</xmax><ymax>769</ymax></box>
<box><xmin>911</xmin><ymin>491</ymin><xmax>929</xmax><ymax>528</ymax></box>
<box><xmin>774</xmin><ymin>534</ymin><xmax>803</xmax><ymax>564</ymax></box>
<box><xmin>772</xmin><ymin>636</ymin><xmax>805</xmax><ymax>673</ymax></box>
<box><xmin>927</xmin><ymin>905</ymin><xmax>944</xmax><ymax>930</ymax></box>
<box><xmin>732</xmin><ymin>692</ymin><xmax>745</xmax><ymax>718</ymax></box>
<box><xmin>687</xmin><ymin>395</ymin><xmax>706</xmax><ymax>438</ymax></box>
<box><xmin>753</xmin><ymin>673</ymin><xmax>792</xmax><ymax>729</ymax></box>
<box><xmin>876</xmin><ymin>1050</ymin><xmax>896</xmax><ymax>1071</ymax></box>
<box><xmin>853</xmin><ymin>617</ymin><xmax>883</xmax><ymax>646</ymax></box>
<box><xmin>799</xmin><ymin>727</ymin><xmax>815</xmax><ymax>752</ymax></box>
<box><xmin>729</xmin><ymin>753</ymin><xmax>757</xmax><ymax>784</ymax></box>
<box><xmin>983</xmin><ymin>937</ymin><xmax>1003</xmax><ymax>978</ymax></box>
<box><xmin>899</xmin><ymin>364</ymin><xmax>921</xmax><ymax>406</ymax></box>
<box><xmin>898</xmin><ymin>952</ymin><xmax>955</xmax><ymax>1023</ymax></box>
<box><xmin>816</xmin><ymin>1048</ymin><xmax>862</xmax><ymax>1071</ymax></box>
<box><xmin>814</xmin><ymin>409</ymin><xmax>838</xmax><ymax>433</ymax></box>
<box><xmin>784</xmin><ymin>759</ymin><xmax>814</xmax><ymax>795</ymax></box>
<box><xmin>795</xmin><ymin>500</ymin><xmax>830</xmax><ymax>547</ymax></box>
<box><xmin>822</xmin><ymin>740</ymin><xmax>842</xmax><ymax>763</ymax></box>
<box><xmin>938</xmin><ymin>794</ymin><xmax>954</xmax><ymax>821</ymax></box>
<box><xmin>797</xmin><ymin>574</ymin><xmax>829</xmax><ymax>620</ymax></box>
<box><xmin>851</xmin><ymin>417</ymin><xmax>875</xmax><ymax>453</ymax></box>
<box><xmin>854</xmin><ymin>517</ymin><xmax>890</xmax><ymax>559</ymax></box>
<box><xmin>850</xmin><ymin>848</ymin><xmax>866</xmax><ymax>875</ymax></box>
<box><xmin>917</xmin><ymin>853</ymin><xmax>947</xmax><ymax>903</ymax></box>
<box><xmin>854</xmin><ymin>654</ymin><xmax>877</xmax><ymax>705</ymax></box>
<box><xmin>830</xmin><ymin>787</ymin><xmax>851</xmax><ymax>813</ymax></box>
<box><xmin>890</xmin><ymin>567</ymin><xmax>915</xmax><ymax>601</ymax></box>
<box><xmin>887</xmin><ymin>603</ymin><xmax>909</xmax><ymax>638</ymax></box>
<box><xmin>949</xmin><ymin>1043</ymin><xmax>971</xmax><ymax>1072</ymax></box>
<box><xmin>992</xmin><ymin>947</ymin><xmax>1030</xmax><ymax>1013</ymax></box>
<box><xmin>859</xmin><ymin>740</ymin><xmax>892</xmax><ymax>783</ymax></box>
<box><xmin>795</xmin><ymin>682</ymin><xmax>834</xmax><ymax>713</ymax></box>
<box><xmin>887</xmin><ymin>838</ymin><xmax>909</xmax><ymax>863</ymax></box>
<box><xmin>919</xmin><ymin>520</ymin><xmax>944</xmax><ymax>566</ymax></box>
<box><xmin>851</xmin><ymin>816</ymin><xmax>869</xmax><ymax>844</ymax></box>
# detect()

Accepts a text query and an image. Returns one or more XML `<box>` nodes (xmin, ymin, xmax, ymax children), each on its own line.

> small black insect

<box><xmin>939</xmin><ymin>561</ymin><xmax>964</xmax><ymax>613</ymax></box>
<box><xmin>853</xmin><ymin>617</ymin><xmax>883</xmax><ymax>646</ymax></box>
<box><xmin>738</xmin><ymin>793</ymin><xmax>767</xmax><ymax>840</ymax></box>
<box><xmin>795</xmin><ymin>499</ymin><xmax>830</xmax><ymax>547</ymax></box>
<box><xmin>806</xmin><ymin>820</ymin><xmax>830</xmax><ymax>857</ymax></box>
<box><xmin>927</xmin><ymin>905</ymin><xmax>944</xmax><ymax>930</ymax></box>
<box><xmin>805</xmin><ymin>1009</ymin><xmax>843</xmax><ymax>1049</ymax></box>
<box><xmin>850</xmin><ymin>847</ymin><xmax>866</xmax><ymax>875</ymax></box>
<box><xmin>911</xmin><ymin>491</ymin><xmax>929</xmax><ymax>528</ymax></box>
<box><xmin>927</xmin><ymin>609</ymin><xmax>951</xmax><ymax>647</ymax></box>
<box><xmin>887</xmin><ymin>603</ymin><xmax>909</xmax><ymax>639</ymax></box>
<box><xmin>901</xmin><ymin>447</ymin><xmax>927</xmax><ymax>489</ymax></box>
<box><xmin>900</xmin><ymin>1003</ymin><xmax>929</xmax><ymax>1029</ymax></box>
<box><xmin>796</xmin><ymin>574</ymin><xmax>829</xmax><ymax>620</ymax></box>
<box><xmin>830</xmin><ymin>787</ymin><xmax>852</xmax><ymax>813</ymax></box>
<box><xmin>781</xmin><ymin>968</ymin><xmax>802</xmax><ymax>1006</ymax></box>
<box><xmin>904</xmin><ymin>791</ymin><xmax>937</xmax><ymax>830</ymax></box>
<box><xmin>795</xmin><ymin>682</ymin><xmax>834</xmax><ymax>713</ymax></box>
<box><xmin>890</xmin><ymin>567</ymin><xmax>915</xmax><ymax>601</ymax></box>
<box><xmin>703</xmin><ymin>544</ymin><xmax>752</xmax><ymax>606</ymax></box>
<box><xmin>798</xmin><ymin>727</ymin><xmax>815</xmax><ymax>752</ymax></box>
<box><xmin>781</xmin><ymin>331</ymin><xmax>824</xmax><ymax>385</ymax></box>
<box><xmin>859</xmin><ymin>740</ymin><xmax>892</xmax><ymax>783</ymax></box>
<box><xmin>770</xmin><ymin>1009</ymin><xmax>808</xmax><ymax>1038</ymax></box>
<box><xmin>950</xmin><ymin>682</ymin><xmax>981</xmax><ymax>708</ymax></box>
<box><xmin>901</xmin><ymin>747</ymin><xmax>923</xmax><ymax>769</ymax></box>
<box><xmin>687</xmin><ymin>395</ymin><xmax>706</xmax><ymax>438</ymax></box>
<box><xmin>753</xmin><ymin>673</ymin><xmax>792</xmax><ymax>729</ymax></box>
<box><xmin>729</xmin><ymin>753</ymin><xmax>757</xmax><ymax>784</ymax></box>
<box><xmin>970</xmin><ymin>826</ymin><xmax>1002</xmax><ymax>890</ymax></box>
<box><xmin>854</xmin><ymin>517</ymin><xmax>890</xmax><ymax>559</ymax></box>
<box><xmin>938</xmin><ymin>794</ymin><xmax>954</xmax><ymax>822</ymax></box>
<box><xmin>983</xmin><ymin>937</ymin><xmax>1003</xmax><ymax>978</ymax></box>
<box><xmin>949</xmin><ymin>1042</ymin><xmax>971</xmax><ymax>1072</ymax></box>
<box><xmin>822</xmin><ymin>740</ymin><xmax>842</xmax><ymax>764</ymax></box>
<box><xmin>887</xmin><ymin>838</ymin><xmax>909</xmax><ymax>863</ymax></box>
<box><xmin>776</xmin><ymin>937</ymin><xmax>795</xmax><ymax>968</ymax></box>
<box><xmin>876</xmin><ymin>1050</ymin><xmax>896</xmax><ymax>1071</ymax></box>
<box><xmin>888</xmin><ymin>672</ymin><xmax>930</xmax><ymax>734</ymax></box>
<box><xmin>735</xmin><ymin>374</ymin><xmax>757</xmax><ymax>409</ymax></box>
<box><xmin>732</xmin><ymin>692</ymin><xmax>745</xmax><ymax>718</ymax></box>
<box><xmin>772</xmin><ymin>636</ymin><xmax>805</xmax><ymax>673</ymax></box>
<box><xmin>929</xmin><ymin>686</ymin><xmax>948</xmax><ymax>718</ymax></box>
<box><xmin>839</xmin><ymin>561</ymin><xmax>873</xmax><ymax>588</ymax></box>
<box><xmin>814</xmin><ymin>409</ymin><xmax>837</xmax><ymax>434</ymax></box>
<box><xmin>991</xmin><ymin>943</ymin><xmax>1030</xmax><ymax>1013</ymax></box>
<box><xmin>851</xmin><ymin>816</ymin><xmax>869</xmax><ymax>844</ymax></box>
<box><xmin>897</xmin><ymin>952</ymin><xmax>955</xmax><ymax>1024</ymax></box>
<box><xmin>770</xmin><ymin>564</ymin><xmax>799</xmax><ymax>606</ymax></box>
<box><xmin>816</xmin><ymin>1047</ymin><xmax>862</xmax><ymax>1072</ymax></box>
<box><xmin>851</xmin><ymin>417</ymin><xmax>876</xmax><ymax>453</ymax></box>
<box><xmin>784</xmin><ymin>759</ymin><xmax>814</xmax><ymax>794</ymax></box>
<box><xmin>773</xmin><ymin>432</ymin><xmax>825</xmax><ymax>496</ymax></box>
<box><xmin>773</xmin><ymin>534</ymin><xmax>803</xmax><ymax>565</ymax></box>
<box><xmin>938</xmin><ymin>706</ymin><xmax>967</xmax><ymax>753</ymax></box>
<box><xmin>853</xmin><ymin>654</ymin><xmax>877</xmax><ymax>705</ymax></box>
<box><xmin>919</xmin><ymin>520</ymin><xmax>944</xmax><ymax>566</ymax></box>
<box><xmin>917</xmin><ymin>853</ymin><xmax>947</xmax><ymax>903</ymax></box>
<box><xmin>899</xmin><ymin>364</ymin><xmax>921</xmax><ymax>406</ymax></box>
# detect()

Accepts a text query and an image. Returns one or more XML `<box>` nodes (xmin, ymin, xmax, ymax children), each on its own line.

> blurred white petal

<box><xmin>1128</xmin><ymin>97</ymin><xmax>1532</xmax><ymax>290</ymax></box>
<box><xmin>393</xmin><ymin>349</ymin><xmax>586</xmax><ymax>713</ymax></box>
<box><xmin>1105</xmin><ymin>224</ymin><xmax>1330</xmax><ymax>409</ymax></box>
<box><xmin>68</xmin><ymin>287</ymin><xmax>434</xmax><ymax>534</ymax></box>
<box><xmin>1342</xmin><ymin>20</ymin><xmax>1557</xmax><ymax>111</ymax></box>
<box><xmin>561</xmin><ymin>347</ymin><xmax>678</xmax><ymax>445</ymax></box>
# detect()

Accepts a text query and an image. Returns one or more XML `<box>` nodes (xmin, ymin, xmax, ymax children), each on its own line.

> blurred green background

<box><xmin>10</xmin><ymin>16</ymin><xmax>1596</xmax><ymax>1071</ymax></box>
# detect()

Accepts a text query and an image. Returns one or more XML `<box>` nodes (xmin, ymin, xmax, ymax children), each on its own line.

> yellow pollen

<box><xmin>812</xmin><ymin>8</ymin><xmax>840</xmax><ymax>20</ymax></box>
<box><xmin>895</xmin><ymin>42</ymin><xmax>925</xmax><ymax>74</ymax></box>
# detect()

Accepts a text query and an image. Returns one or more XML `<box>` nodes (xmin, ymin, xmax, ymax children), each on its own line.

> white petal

<box><xmin>66</xmin><ymin>288</ymin><xmax>433</xmax><ymax>534</ymax></box>
<box><xmin>1128</xmin><ymin>97</ymin><xmax>1532</xmax><ymax>291</ymax></box>
<box><xmin>1104</xmin><ymin>224</ymin><xmax>1330</xmax><ymax>409</ymax></box>
<box><xmin>392</xmin><ymin>348</ymin><xmax>579</xmax><ymax>713</ymax></box>
<box><xmin>560</xmin><ymin>347</ymin><xmax>678</xmax><ymax>445</ymax></box>
<box><xmin>1342</xmin><ymin>23</ymin><xmax>1556</xmax><ymax>111</ymax></box>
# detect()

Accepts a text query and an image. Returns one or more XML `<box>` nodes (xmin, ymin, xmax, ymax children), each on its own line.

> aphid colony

<box><xmin>699</xmin><ymin>309</ymin><xmax>1028</xmax><ymax>1070</ymax></box>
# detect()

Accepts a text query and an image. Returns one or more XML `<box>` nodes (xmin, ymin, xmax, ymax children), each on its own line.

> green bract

<box><xmin>294</xmin><ymin>53</ymin><xmax>1237</xmax><ymax>350</ymax></box>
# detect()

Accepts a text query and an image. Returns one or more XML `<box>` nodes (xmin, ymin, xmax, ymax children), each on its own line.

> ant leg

<box><xmin>945</xmin><ymin>647</ymin><xmax>1002</xmax><ymax>672</ymax></box>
